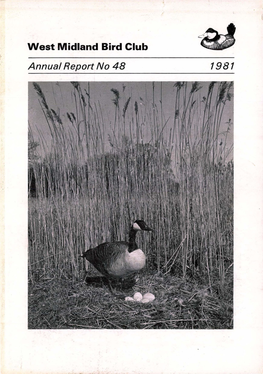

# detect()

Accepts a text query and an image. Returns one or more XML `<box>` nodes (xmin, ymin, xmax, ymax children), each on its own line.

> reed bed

<box><xmin>28</xmin><ymin>82</ymin><xmax>233</xmax><ymax>328</ymax></box>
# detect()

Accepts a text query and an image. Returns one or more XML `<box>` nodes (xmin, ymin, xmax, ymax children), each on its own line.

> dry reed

<box><xmin>28</xmin><ymin>82</ymin><xmax>233</xmax><ymax>295</ymax></box>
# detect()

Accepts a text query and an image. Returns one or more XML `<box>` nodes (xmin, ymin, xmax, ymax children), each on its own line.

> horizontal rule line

<box><xmin>28</xmin><ymin>72</ymin><xmax>235</xmax><ymax>74</ymax></box>
<box><xmin>28</xmin><ymin>56</ymin><xmax>235</xmax><ymax>59</ymax></box>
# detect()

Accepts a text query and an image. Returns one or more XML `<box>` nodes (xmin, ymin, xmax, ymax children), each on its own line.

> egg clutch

<box><xmin>125</xmin><ymin>292</ymin><xmax>155</xmax><ymax>303</ymax></box>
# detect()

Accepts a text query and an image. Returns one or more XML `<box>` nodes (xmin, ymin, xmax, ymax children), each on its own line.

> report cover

<box><xmin>2</xmin><ymin>1</ymin><xmax>263</xmax><ymax>373</ymax></box>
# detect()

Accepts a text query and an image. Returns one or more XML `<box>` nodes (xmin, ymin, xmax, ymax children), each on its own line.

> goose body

<box><xmin>199</xmin><ymin>23</ymin><xmax>236</xmax><ymax>50</ymax></box>
<box><xmin>82</xmin><ymin>220</ymin><xmax>153</xmax><ymax>280</ymax></box>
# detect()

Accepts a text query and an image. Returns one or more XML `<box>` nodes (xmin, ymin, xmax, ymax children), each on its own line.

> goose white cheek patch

<box><xmin>132</xmin><ymin>222</ymin><xmax>142</xmax><ymax>231</ymax></box>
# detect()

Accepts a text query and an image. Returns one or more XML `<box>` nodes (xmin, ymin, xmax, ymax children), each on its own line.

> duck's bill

<box><xmin>198</xmin><ymin>33</ymin><xmax>207</xmax><ymax>38</ymax></box>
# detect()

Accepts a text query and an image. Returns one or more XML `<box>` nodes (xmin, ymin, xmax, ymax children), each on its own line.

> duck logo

<box><xmin>199</xmin><ymin>23</ymin><xmax>236</xmax><ymax>50</ymax></box>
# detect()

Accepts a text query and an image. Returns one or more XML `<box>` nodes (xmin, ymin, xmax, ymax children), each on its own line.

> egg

<box><xmin>133</xmin><ymin>292</ymin><xmax>143</xmax><ymax>301</ymax></box>
<box><xmin>141</xmin><ymin>293</ymin><xmax>155</xmax><ymax>303</ymax></box>
<box><xmin>125</xmin><ymin>296</ymin><xmax>135</xmax><ymax>302</ymax></box>
<box><xmin>141</xmin><ymin>298</ymin><xmax>151</xmax><ymax>303</ymax></box>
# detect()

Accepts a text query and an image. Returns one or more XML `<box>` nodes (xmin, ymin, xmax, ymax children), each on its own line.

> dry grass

<box><xmin>28</xmin><ymin>270</ymin><xmax>233</xmax><ymax>329</ymax></box>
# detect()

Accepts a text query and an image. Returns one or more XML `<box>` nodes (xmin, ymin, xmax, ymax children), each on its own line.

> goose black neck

<box><xmin>128</xmin><ymin>228</ymin><xmax>138</xmax><ymax>252</ymax></box>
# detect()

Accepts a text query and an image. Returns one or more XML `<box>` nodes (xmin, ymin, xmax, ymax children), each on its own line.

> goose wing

<box><xmin>83</xmin><ymin>242</ymin><xmax>129</xmax><ymax>277</ymax></box>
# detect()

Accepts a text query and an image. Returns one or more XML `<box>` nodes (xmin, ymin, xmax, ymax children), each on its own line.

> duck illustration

<box><xmin>199</xmin><ymin>23</ymin><xmax>236</xmax><ymax>50</ymax></box>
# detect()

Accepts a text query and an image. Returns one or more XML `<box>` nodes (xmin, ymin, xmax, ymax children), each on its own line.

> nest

<box><xmin>28</xmin><ymin>271</ymin><xmax>233</xmax><ymax>329</ymax></box>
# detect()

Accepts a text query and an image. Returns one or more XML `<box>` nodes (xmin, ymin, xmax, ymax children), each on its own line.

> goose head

<box><xmin>132</xmin><ymin>220</ymin><xmax>154</xmax><ymax>232</ymax></box>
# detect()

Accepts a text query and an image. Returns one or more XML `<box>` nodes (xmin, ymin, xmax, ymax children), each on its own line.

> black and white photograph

<box><xmin>28</xmin><ymin>81</ymin><xmax>234</xmax><ymax>329</ymax></box>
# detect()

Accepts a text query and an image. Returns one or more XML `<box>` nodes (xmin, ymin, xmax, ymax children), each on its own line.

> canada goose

<box><xmin>199</xmin><ymin>23</ymin><xmax>236</xmax><ymax>50</ymax></box>
<box><xmin>82</xmin><ymin>220</ymin><xmax>153</xmax><ymax>284</ymax></box>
